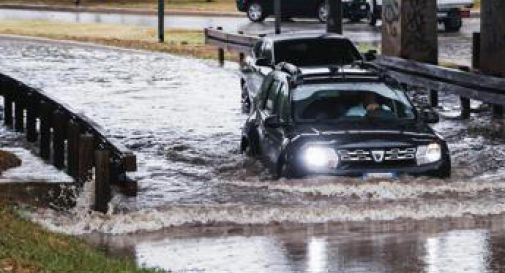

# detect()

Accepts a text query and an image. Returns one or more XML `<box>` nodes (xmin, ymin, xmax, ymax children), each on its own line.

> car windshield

<box><xmin>292</xmin><ymin>83</ymin><xmax>416</xmax><ymax>123</ymax></box>
<box><xmin>274</xmin><ymin>39</ymin><xmax>361</xmax><ymax>66</ymax></box>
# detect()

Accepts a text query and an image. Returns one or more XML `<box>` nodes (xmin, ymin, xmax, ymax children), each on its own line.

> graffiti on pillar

<box><xmin>403</xmin><ymin>0</ymin><xmax>437</xmax><ymax>62</ymax></box>
<box><xmin>383</xmin><ymin>0</ymin><xmax>400</xmax><ymax>37</ymax></box>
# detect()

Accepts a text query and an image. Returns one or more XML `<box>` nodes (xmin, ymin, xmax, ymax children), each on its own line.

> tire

<box><xmin>317</xmin><ymin>3</ymin><xmax>328</xmax><ymax>23</ymax></box>
<box><xmin>247</xmin><ymin>2</ymin><xmax>266</xmax><ymax>22</ymax></box>
<box><xmin>349</xmin><ymin>15</ymin><xmax>361</xmax><ymax>23</ymax></box>
<box><xmin>277</xmin><ymin>153</ymin><xmax>302</xmax><ymax>179</ymax></box>
<box><xmin>241</xmin><ymin>82</ymin><xmax>251</xmax><ymax>114</ymax></box>
<box><xmin>444</xmin><ymin>9</ymin><xmax>462</xmax><ymax>32</ymax></box>
<box><xmin>367</xmin><ymin>11</ymin><xmax>377</xmax><ymax>26</ymax></box>
<box><xmin>243</xmin><ymin>129</ymin><xmax>260</xmax><ymax>157</ymax></box>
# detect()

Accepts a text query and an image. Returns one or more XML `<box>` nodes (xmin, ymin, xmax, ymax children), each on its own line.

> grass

<box><xmin>0</xmin><ymin>0</ymin><xmax>238</xmax><ymax>12</ymax></box>
<box><xmin>0</xmin><ymin>150</ymin><xmax>21</xmax><ymax>175</ymax></box>
<box><xmin>0</xmin><ymin>20</ymin><xmax>238</xmax><ymax>61</ymax></box>
<box><xmin>0</xmin><ymin>204</ymin><xmax>162</xmax><ymax>273</ymax></box>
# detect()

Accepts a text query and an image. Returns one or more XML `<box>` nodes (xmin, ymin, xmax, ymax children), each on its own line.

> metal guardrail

<box><xmin>204</xmin><ymin>28</ymin><xmax>505</xmax><ymax>117</ymax></box>
<box><xmin>0</xmin><ymin>73</ymin><xmax>137</xmax><ymax>212</ymax></box>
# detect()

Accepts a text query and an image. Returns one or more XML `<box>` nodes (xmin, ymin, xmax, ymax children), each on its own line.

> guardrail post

<box><xmin>67</xmin><ymin>120</ymin><xmax>80</xmax><ymax>178</ymax></box>
<box><xmin>327</xmin><ymin>0</ymin><xmax>343</xmax><ymax>34</ymax></box>
<box><xmin>78</xmin><ymin>134</ymin><xmax>94</xmax><ymax>184</ymax></box>
<box><xmin>26</xmin><ymin>93</ymin><xmax>38</xmax><ymax>142</ymax></box>
<box><xmin>429</xmin><ymin>90</ymin><xmax>438</xmax><ymax>108</ymax></box>
<box><xmin>95</xmin><ymin>149</ymin><xmax>111</xmax><ymax>213</ymax></box>
<box><xmin>239</xmin><ymin>52</ymin><xmax>245</xmax><ymax>67</ymax></box>
<box><xmin>52</xmin><ymin>110</ymin><xmax>66</xmax><ymax>169</ymax></box>
<box><xmin>493</xmin><ymin>106</ymin><xmax>504</xmax><ymax>119</ymax></box>
<box><xmin>472</xmin><ymin>32</ymin><xmax>480</xmax><ymax>70</ymax></box>
<box><xmin>218</xmin><ymin>48</ymin><xmax>225</xmax><ymax>67</ymax></box>
<box><xmin>3</xmin><ymin>91</ymin><xmax>13</xmax><ymax>128</ymax></box>
<box><xmin>274</xmin><ymin>0</ymin><xmax>281</xmax><ymax>34</ymax></box>
<box><xmin>39</xmin><ymin>101</ymin><xmax>51</xmax><ymax>160</ymax></box>
<box><xmin>158</xmin><ymin>0</ymin><xmax>164</xmax><ymax>43</ymax></box>
<box><xmin>460</xmin><ymin>97</ymin><xmax>471</xmax><ymax>119</ymax></box>
<box><xmin>14</xmin><ymin>93</ymin><xmax>24</xmax><ymax>132</ymax></box>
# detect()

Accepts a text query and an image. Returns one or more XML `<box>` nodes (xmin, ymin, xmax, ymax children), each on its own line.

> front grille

<box><xmin>338</xmin><ymin>147</ymin><xmax>416</xmax><ymax>162</ymax></box>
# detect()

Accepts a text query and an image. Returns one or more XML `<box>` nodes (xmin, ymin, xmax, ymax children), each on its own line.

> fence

<box><xmin>204</xmin><ymin>27</ymin><xmax>505</xmax><ymax>119</ymax></box>
<box><xmin>0</xmin><ymin>74</ymin><xmax>137</xmax><ymax>212</ymax></box>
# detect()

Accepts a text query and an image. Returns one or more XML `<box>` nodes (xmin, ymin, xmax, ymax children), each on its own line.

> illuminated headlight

<box><xmin>302</xmin><ymin>146</ymin><xmax>339</xmax><ymax>169</ymax></box>
<box><xmin>416</xmin><ymin>143</ymin><xmax>442</xmax><ymax>165</ymax></box>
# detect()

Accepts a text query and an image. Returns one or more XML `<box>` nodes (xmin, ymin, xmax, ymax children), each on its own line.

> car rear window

<box><xmin>274</xmin><ymin>39</ymin><xmax>361</xmax><ymax>66</ymax></box>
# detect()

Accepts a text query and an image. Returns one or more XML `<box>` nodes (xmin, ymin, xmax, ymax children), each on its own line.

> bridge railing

<box><xmin>204</xmin><ymin>27</ymin><xmax>505</xmax><ymax>119</ymax></box>
<box><xmin>0</xmin><ymin>74</ymin><xmax>137</xmax><ymax>212</ymax></box>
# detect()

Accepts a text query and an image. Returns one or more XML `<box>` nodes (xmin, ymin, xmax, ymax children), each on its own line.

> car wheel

<box><xmin>277</xmin><ymin>153</ymin><xmax>302</xmax><ymax>179</ymax></box>
<box><xmin>444</xmin><ymin>19</ymin><xmax>462</xmax><ymax>32</ymax></box>
<box><xmin>241</xmin><ymin>82</ymin><xmax>251</xmax><ymax>113</ymax></box>
<box><xmin>367</xmin><ymin>11</ymin><xmax>377</xmax><ymax>26</ymax></box>
<box><xmin>349</xmin><ymin>15</ymin><xmax>362</xmax><ymax>23</ymax></box>
<box><xmin>317</xmin><ymin>3</ymin><xmax>328</xmax><ymax>23</ymax></box>
<box><xmin>247</xmin><ymin>2</ymin><xmax>266</xmax><ymax>22</ymax></box>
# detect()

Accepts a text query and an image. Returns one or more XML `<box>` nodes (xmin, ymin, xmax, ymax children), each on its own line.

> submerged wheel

<box><xmin>247</xmin><ymin>2</ymin><xmax>266</xmax><ymax>22</ymax></box>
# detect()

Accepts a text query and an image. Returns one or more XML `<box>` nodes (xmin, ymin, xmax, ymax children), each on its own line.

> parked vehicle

<box><xmin>240</xmin><ymin>33</ymin><xmax>363</xmax><ymax>112</ymax></box>
<box><xmin>240</xmin><ymin>63</ymin><xmax>451</xmax><ymax>179</ymax></box>
<box><xmin>236</xmin><ymin>0</ymin><xmax>370</xmax><ymax>23</ymax></box>
<box><xmin>367</xmin><ymin>0</ymin><xmax>474</xmax><ymax>32</ymax></box>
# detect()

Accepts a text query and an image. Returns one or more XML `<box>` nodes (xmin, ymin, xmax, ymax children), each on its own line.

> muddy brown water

<box><xmin>1</xmin><ymin>36</ymin><xmax>505</xmax><ymax>272</ymax></box>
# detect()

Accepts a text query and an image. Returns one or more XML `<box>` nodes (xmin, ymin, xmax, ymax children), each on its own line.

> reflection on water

<box><xmin>105</xmin><ymin>224</ymin><xmax>503</xmax><ymax>273</ymax></box>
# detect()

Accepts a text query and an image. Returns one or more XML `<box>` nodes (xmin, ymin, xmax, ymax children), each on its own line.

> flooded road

<box><xmin>1</xmin><ymin>36</ymin><xmax>505</xmax><ymax>272</ymax></box>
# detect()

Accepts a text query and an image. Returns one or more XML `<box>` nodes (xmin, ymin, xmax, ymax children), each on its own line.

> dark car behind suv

<box><xmin>236</xmin><ymin>0</ymin><xmax>370</xmax><ymax>23</ymax></box>
<box><xmin>240</xmin><ymin>33</ymin><xmax>364</xmax><ymax>112</ymax></box>
<box><xmin>241</xmin><ymin>63</ymin><xmax>451</xmax><ymax>179</ymax></box>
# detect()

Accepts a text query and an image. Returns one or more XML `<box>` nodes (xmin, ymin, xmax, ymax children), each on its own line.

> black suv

<box><xmin>236</xmin><ymin>0</ymin><xmax>370</xmax><ymax>23</ymax></box>
<box><xmin>241</xmin><ymin>33</ymin><xmax>364</xmax><ymax>112</ymax></box>
<box><xmin>240</xmin><ymin>63</ymin><xmax>451</xmax><ymax>179</ymax></box>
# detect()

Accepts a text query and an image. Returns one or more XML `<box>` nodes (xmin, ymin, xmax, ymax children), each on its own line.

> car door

<box><xmin>258</xmin><ymin>78</ymin><xmax>283</xmax><ymax>167</ymax></box>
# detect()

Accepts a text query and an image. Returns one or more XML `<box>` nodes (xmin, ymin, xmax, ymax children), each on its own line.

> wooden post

<box><xmin>158</xmin><ymin>0</ymin><xmax>165</xmax><ymax>43</ymax></box>
<box><xmin>493</xmin><ymin>105</ymin><xmax>504</xmax><ymax>119</ymax></box>
<box><xmin>39</xmin><ymin>101</ymin><xmax>51</xmax><ymax>160</ymax></box>
<box><xmin>66</xmin><ymin>120</ymin><xmax>80</xmax><ymax>178</ymax></box>
<box><xmin>3</xmin><ymin>92</ymin><xmax>13</xmax><ymax>127</ymax></box>
<box><xmin>327</xmin><ymin>0</ymin><xmax>343</xmax><ymax>34</ymax></box>
<box><xmin>95</xmin><ymin>149</ymin><xmax>111</xmax><ymax>213</ymax></box>
<box><xmin>429</xmin><ymin>90</ymin><xmax>439</xmax><ymax>108</ymax></box>
<box><xmin>26</xmin><ymin>93</ymin><xmax>38</xmax><ymax>142</ymax></box>
<box><xmin>78</xmin><ymin>134</ymin><xmax>94</xmax><ymax>184</ymax></box>
<box><xmin>480</xmin><ymin>0</ymin><xmax>505</xmax><ymax>76</ymax></box>
<box><xmin>14</xmin><ymin>95</ymin><xmax>24</xmax><ymax>132</ymax></box>
<box><xmin>52</xmin><ymin>110</ymin><xmax>66</xmax><ymax>169</ymax></box>
<box><xmin>460</xmin><ymin>97</ymin><xmax>471</xmax><ymax>119</ymax></box>
<box><xmin>239</xmin><ymin>52</ymin><xmax>245</xmax><ymax>67</ymax></box>
<box><xmin>274</xmin><ymin>0</ymin><xmax>281</xmax><ymax>34</ymax></box>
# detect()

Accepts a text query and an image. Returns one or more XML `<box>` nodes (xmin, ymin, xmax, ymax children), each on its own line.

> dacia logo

<box><xmin>372</xmin><ymin>150</ymin><xmax>385</xmax><ymax>163</ymax></box>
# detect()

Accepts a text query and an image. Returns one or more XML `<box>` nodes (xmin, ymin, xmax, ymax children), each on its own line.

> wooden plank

<box><xmin>26</xmin><ymin>93</ymin><xmax>38</xmax><ymax>142</ymax></box>
<box><xmin>66</xmin><ymin>119</ymin><xmax>80</xmax><ymax>178</ymax></box>
<box><xmin>39</xmin><ymin>101</ymin><xmax>52</xmax><ymax>160</ymax></box>
<box><xmin>3</xmin><ymin>91</ymin><xmax>13</xmax><ymax>127</ymax></box>
<box><xmin>94</xmin><ymin>149</ymin><xmax>111</xmax><ymax>213</ymax></box>
<box><xmin>78</xmin><ymin>134</ymin><xmax>94</xmax><ymax>184</ymax></box>
<box><xmin>52</xmin><ymin>110</ymin><xmax>66</xmax><ymax>169</ymax></box>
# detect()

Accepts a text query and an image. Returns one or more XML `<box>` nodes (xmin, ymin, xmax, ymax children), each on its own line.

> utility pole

<box><xmin>326</xmin><ymin>0</ymin><xmax>343</xmax><ymax>34</ymax></box>
<box><xmin>158</xmin><ymin>0</ymin><xmax>165</xmax><ymax>43</ymax></box>
<box><xmin>274</xmin><ymin>0</ymin><xmax>281</xmax><ymax>34</ymax></box>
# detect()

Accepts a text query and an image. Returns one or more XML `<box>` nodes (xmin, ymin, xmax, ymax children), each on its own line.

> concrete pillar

<box><xmin>480</xmin><ymin>1</ymin><xmax>505</xmax><ymax>76</ymax></box>
<box><xmin>382</xmin><ymin>0</ymin><xmax>438</xmax><ymax>64</ymax></box>
<box><xmin>327</xmin><ymin>0</ymin><xmax>343</xmax><ymax>34</ymax></box>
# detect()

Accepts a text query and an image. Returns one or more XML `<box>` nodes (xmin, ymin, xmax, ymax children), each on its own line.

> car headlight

<box><xmin>302</xmin><ymin>146</ymin><xmax>339</xmax><ymax>169</ymax></box>
<box><xmin>416</xmin><ymin>143</ymin><xmax>442</xmax><ymax>165</ymax></box>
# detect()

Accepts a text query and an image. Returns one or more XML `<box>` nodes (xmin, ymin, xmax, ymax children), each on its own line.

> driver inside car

<box><xmin>346</xmin><ymin>93</ymin><xmax>392</xmax><ymax>118</ymax></box>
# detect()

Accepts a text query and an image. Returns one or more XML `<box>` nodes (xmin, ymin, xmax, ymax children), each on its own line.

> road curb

<box><xmin>0</xmin><ymin>3</ymin><xmax>243</xmax><ymax>18</ymax></box>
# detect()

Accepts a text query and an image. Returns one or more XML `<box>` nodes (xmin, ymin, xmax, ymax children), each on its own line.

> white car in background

<box><xmin>367</xmin><ymin>0</ymin><xmax>474</xmax><ymax>32</ymax></box>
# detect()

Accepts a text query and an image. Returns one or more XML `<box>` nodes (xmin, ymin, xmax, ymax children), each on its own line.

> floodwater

<box><xmin>1</xmin><ymin>36</ymin><xmax>505</xmax><ymax>272</ymax></box>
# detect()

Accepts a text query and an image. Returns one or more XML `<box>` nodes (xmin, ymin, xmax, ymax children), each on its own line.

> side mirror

<box><xmin>421</xmin><ymin>109</ymin><xmax>439</xmax><ymax>124</ymax></box>
<box><xmin>264</xmin><ymin>115</ymin><xmax>281</xmax><ymax>128</ymax></box>
<box><xmin>255</xmin><ymin>58</ymin><xmax>272</xmax><ymax>67</ymax></box>
<box><xmin>363</xmin><ymin>49</ymin><xmax>377</xmax><ymax>61</ymax></box>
